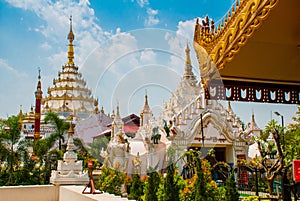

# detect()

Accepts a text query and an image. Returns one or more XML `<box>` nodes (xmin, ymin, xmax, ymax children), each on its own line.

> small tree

<box><xmin>225</xmin><ymin>171</ymin><xmax>239</xmax><ymax>201</ymax></box>
<box><xmin>181</xmin><ymin>150</ymin><xmax>220</xmax><ymax>201</ymax></box>
<box><xmin>162</xmin><ymin>146</ymin><xmax>181</xmax><ymax>201</ymax></box>
<box><xmin>255</xmin><ymin>120</ymin><xmax>284</xmax><ymax>195</ymax></box>
<box><xmin>98</xmin><ymin>166</ymin><xmax>126</xmax><ymax>195</ymax></box>
<box><xmin>144</xmin><ymin>166</ymin><xmax>161</xmax><ymax>201</ymax></box>
<box><xmin>128</xmin><ymin>174</ymin><xmax>143</xmax><ymax>201</ymax></box>
<box><xmin>44</xmin><ymin>112</ymin><xmax>69</xmax><ymax>150</ymax></box>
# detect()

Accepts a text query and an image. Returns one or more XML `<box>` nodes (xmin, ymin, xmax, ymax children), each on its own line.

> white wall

<box><xmin>0</xmin><ymin>185</ymin><xmax>130</xmax><ymax>201</ymax></box>
<box><xmin>0</xmin><ymin>185</ymin><xmax>59</xmax><ymax>201</ymax></box>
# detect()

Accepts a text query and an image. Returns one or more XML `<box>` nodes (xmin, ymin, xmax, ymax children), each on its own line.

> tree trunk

<box><xmin>268</xmin><ymin>179</ymin><xmax>274</xmax><ymax>195</ymax></box>
<box><xmin>59</xmin><ymin>139</ymin><xmax>61</xmax><ymax>150</ymax></box>
<box><xmin>282</xmin><ymin>168</ymin><xmax>292</xmax><ymax>201</ymax></box>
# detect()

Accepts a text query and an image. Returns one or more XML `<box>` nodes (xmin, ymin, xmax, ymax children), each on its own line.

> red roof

<box><xmin>92</xmin><ymin>113</ymin><xmax>140</xmax><ymax>139</ymax></box>
<box><xmin>124</xmin><ymin>125</ymin><xmax>139</xmax><ymax>133</ymax></box>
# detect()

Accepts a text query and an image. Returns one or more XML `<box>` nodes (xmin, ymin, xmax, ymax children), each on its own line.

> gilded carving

<box><xmin>194</xmin><ymin>0</ymin><xmax>279</xmax><ymax>77</ymax></box>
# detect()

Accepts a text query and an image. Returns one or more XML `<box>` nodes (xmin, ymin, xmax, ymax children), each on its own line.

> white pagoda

<box><xmin>50</xmin><ymin>123</ymin><xmax>89</xmax><ymax>185</ymax></box>
<box><xmin>42</xmin><ymin>16</ymin><xmax>96</xmax><ymax>120</ymax></box>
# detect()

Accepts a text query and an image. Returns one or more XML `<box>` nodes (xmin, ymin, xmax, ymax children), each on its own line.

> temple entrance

<box><xmin>188</xmin><ymin>147</ymin><xmax>226</xmax><ymax>163</ymax></box>
<box><xmin>214</xmin><ymin>147</ymin><xmax>226</xmax><ymax>162</ymax></box>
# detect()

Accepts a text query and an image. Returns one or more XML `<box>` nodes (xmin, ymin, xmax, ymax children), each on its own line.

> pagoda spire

<box><xmin>183</xmin><ymin>42</ymin><xmax>196</xmax><ymax>81</ymax></box>
<box><xmin>67</xmin><ymin>15</ymin><xmax>75</xmax><ymax>65</ymax></box>
<box><xmin>140</xmin><ymin>90</ymin><xmax>152</xmax><ymax>126</ymax></box>
<box><xmin>18</xmin><ymin>105</ymin><xmax>23</xmax><ymax>131</ymax></box>
<box><xmin>185</xmin><ymin>42</ymin><xmax>191</xmax><ymax>65</ymax></box>
<box><xmin>34</xmin><ymin>68</ymin><xmax>43</xmax><ymax>144</ymax></box>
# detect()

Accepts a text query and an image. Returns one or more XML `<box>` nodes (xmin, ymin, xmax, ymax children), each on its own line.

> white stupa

<box><xmin>50</xmin><ymin>123</ymin><xmax>89</xmax><ymax>185</ymax></box>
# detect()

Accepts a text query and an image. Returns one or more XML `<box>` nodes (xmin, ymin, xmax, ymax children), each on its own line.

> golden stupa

<box><xmin>42</xmin><ymin>16</ymin><xmax>96</xmax><ymax>119</ymax></box>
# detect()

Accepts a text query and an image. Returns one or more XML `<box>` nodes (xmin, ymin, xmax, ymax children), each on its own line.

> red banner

<box><xmin>293</xmin><ymin>159</ymin><xmax>300</xmax><ymax>182</ymax></box>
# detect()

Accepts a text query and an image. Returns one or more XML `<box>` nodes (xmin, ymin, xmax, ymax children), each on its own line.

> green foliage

<box><xmin>89</xmin><ymin>137</ymin><xmax>110</xmax><ymax>163</ymax></box>
<box><xmin>242</xmin><ymin>196</ymin><xmax>259</xmax><ymax>201</ymax></box>
<box><xmin>215</xmin><ymin>187</ymin><xmax>226</xmax><ymax>200</ymax></box>
<box><xmin>43</xmin><ymin>112</ymin><xmax>69</xmax><ymax>150</ymax></box>
<box><xmin>162</xmin><ymin>164</ymin><xmax>181</xmax><ymax>201</ymax></box>
<box><xmin>128</xmin><ymin>174</ymin><xmax>143</xmax><ymax>201</ymax></box>
<box><xmin>254</xmin><ymin>120</ymin><xmax>284</xmax><ymax>195</ymax></box>
<box><xmin>286</xmin><ymin>105</ymin><xmax>300</xmax><ymax>161</ymax></box>
<box><xmin>144</xmin><ymin>167</ymin><xmax>161</xmax><ymax>201</ymax></box>
<box><xmin>97</xmin><ymin>167</ymin><xmax>126</xmax><ymax>195</ymax></box>
<box><xmin>225</xmin><ymin>172</ymin><xmax>239</xmax><ymax>201</ymax></box>
<box><xmin>181</xmin><ymin>150</ymin><xmax>220</xmax><ymax>201</ymax></box>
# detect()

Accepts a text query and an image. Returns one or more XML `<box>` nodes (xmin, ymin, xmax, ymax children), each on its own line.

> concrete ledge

<box><xmin>0</xmin><ymin>185</ymin><xmax>59</xmax><ymax>201</ymax></box>
<box><xmin>60</xmin><ymin>186</ymin><xmax>131</xmax><ymax>201</ymax></box>
<box><xmin>0</xmin><ymin>185</ymin><xmax>132</xmax><ymax>201</ymax></box>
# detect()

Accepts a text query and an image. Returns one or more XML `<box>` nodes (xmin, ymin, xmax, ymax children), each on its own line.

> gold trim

<box><xmin>194</xmin><ymin>0</ymin><xmax>279</xmax><ymax>84</ymax></box>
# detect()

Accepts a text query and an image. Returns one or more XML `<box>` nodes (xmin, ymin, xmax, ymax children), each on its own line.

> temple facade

<box><xmin>101</xmin><ymin>44</ymin><xmax>261</xmax><ymax>176</ymax></box>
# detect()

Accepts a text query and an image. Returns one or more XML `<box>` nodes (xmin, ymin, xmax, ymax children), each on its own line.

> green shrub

<box><xmin>242</xmin><ymin>196</ymin><xmax>259</xmax><ymax>201</ymax></box>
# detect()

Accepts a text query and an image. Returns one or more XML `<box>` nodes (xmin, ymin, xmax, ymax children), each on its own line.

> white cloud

<box><xmin>40</xmin><ymin>42</ymin><xmax>51</xmax><ymax>50</ymax></box>
<box><xmin>3</xmin><ymin>0</ymin><xmax>200</xmax><ymax>117</ymax></box>
<box><xmin>136</xmin><ymin>0</ymin><xmax>149</xmax><ymax>7</ymax></box>
<box><xmin>140</xmin><ymin>48</ymin><xmax>156</xmax><ymax>64</ymax></box>
<box><xmin>176</xmin><ymin>18</ymin><xmax>198</xmax><ymax>42</ymax></box>
<box><xmin>144</xmin><ymin>8</ymin><xmax>159</xmax><ymax>26</ymax></box>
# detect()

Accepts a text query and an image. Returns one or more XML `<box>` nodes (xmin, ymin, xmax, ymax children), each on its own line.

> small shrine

<box><xmin>50</xmin><ymin>123</ymin><xmax>89</xmax><ymax>185</ymax></box>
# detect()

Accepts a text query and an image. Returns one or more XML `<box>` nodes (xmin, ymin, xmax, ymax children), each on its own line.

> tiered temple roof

<box><xmin>42</xmin><ymin>16</ymin><xmax>96</xmax><ymax>119</ymax></box>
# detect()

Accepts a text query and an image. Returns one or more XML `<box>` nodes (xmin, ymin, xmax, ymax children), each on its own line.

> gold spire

<box><xmin>228</xmin><ymin>100</ymin><xmax>232</xmax><ymax>112</ymax></box>
<box><xmin>183</xmin><ymin>42</ymin><xmax>196</xmax><ymax>82</ymax></box>
<box><xmin>141</xmin><ymin>90</ymin><xmax>151</xmax><ymax>114</ymax></box>
<box><xmin>101</xmin><ymin>105</ymin><xmax>105</xmax><ymax>113</ymax></box>
<box><xmin>185</xmin><ymin>42</ymin><xmax>191</xmax><ymax>65</ymax></box>
<box><xmin>111</xmin><ymin>110</ymin><xmax>115</xmax><ymax>119</ymax></box>
<box><xmin>18</xmin><ymin>105</ymin><xmax>23</xmax><ymax>131</ymax></box>
<box><xmin>67</xmin><ymin>15</ymin><xmax>75</xmax><ymax>65</ymax></box>
<box><xmin>68</xmin><ymin>122</ymin><xmax>74</xmax><ymax>136</ymax></box>
<box><xmin>116</xmin><ymin>103</ymin><xmax>120</xmax><ymax>117</ymax></box>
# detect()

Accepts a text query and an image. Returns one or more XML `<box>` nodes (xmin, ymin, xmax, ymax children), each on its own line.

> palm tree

<box><xmin>0</xmin><ymin>115</ymin><xmax>22</xmax><ymax>185</ymax></box>
<box><xmin>43</xmin><ymin>112</ymin><xmax>69</xmax><ymax>150</ymax></box>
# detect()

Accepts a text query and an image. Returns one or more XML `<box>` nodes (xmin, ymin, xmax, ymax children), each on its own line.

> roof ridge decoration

<box><xmin>194</xmin><ymin>0</ymin><xmax>279</xmax><ymax>73</ymax></box>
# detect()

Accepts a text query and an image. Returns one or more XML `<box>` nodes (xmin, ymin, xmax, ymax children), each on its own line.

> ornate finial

<box><xmin>252</xmin><ymin>111</ymin><xmax>255</xmax><ymax>122</ymax></box>
<box><xmin>116</xmin><ymin>102</ymin><xmax>120</xmax><ymax>116</ymax></box>
<box><xmin>68</xmin><ymin>122</ymin><xmax>74</xmax><ymax>136</ymax></box>
<box><xmin>94</xmin><ymin>98</ymin><xmax>99</xmax><ymax>114</ymax></box>
<box><xmin>185</xmin><ymin>42</ymin><xmax>191</xmax><ymax>65</ymax></box>
<box><xmin>67</xmin><ymin>15</ymin><xmax>75</xmax><ymax>65</ymax></box>
<box><xmin>94</xmin><ymin>98</ymin><xmax>98</xmax><ymax>107</ymax></box>
<box><xmin>111</xmin><ymin>109</ymin><xmax>115</xmax><ymax>119</ymax></box>
<box><xmin>145</xmin><ymin>89</ymin><xmax>148</xmax><ymax>104</ymax></box>
<box><xmin>183</xmin><ymin>42</ymin><xmax>196</xmax><ymax>82</ymax></box>
<box><xmin>36</xmin><ymin>67</ymin><xmax>42</xmax><ymax>90</ymax></box>
<box><xmin>38</xmin><ymin>67</ymin><xmax>41</xmax><ymax>80</ymax></box>
<box><xmin>18</xmin><ymin>105</ymin><xmax>23</xmax><ymax>129</ymax></box>
<box><xmin>141</xmin><ymin>89</ymin><xmax>150</xmax><ymax>114</ymax></box>
<box><xmin>67</xmin><ymin>15</ymin><xmax>74</xmax><ymax>42</ymax></box>
<box><xmin>101</xmin><ymin>105</ymin><xmax>104</xmax><ymax>113</ymax></box>
<box><xmin>228</xmin><ymin>100</ymin><xmax>232</xmax><ymax>111</ymax></box>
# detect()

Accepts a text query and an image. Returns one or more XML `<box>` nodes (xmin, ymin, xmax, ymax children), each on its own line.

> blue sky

<box><xmin>0</xmin><ymin>0</ymin><xmax>297</xmax><ymax>128</ymax></box>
